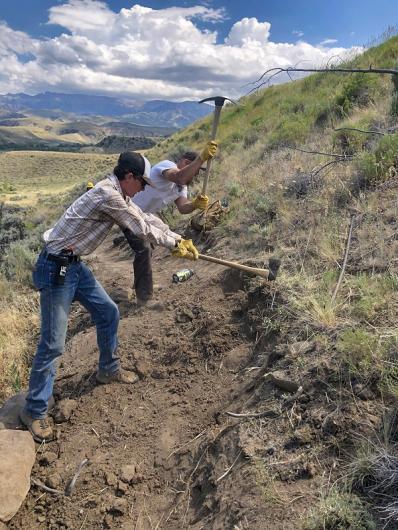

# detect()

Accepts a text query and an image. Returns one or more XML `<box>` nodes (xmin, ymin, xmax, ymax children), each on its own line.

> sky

<box><xmin>0</xmin><ymin>0</ymin><xmax>396</xmax><ymax>101</ymax></box>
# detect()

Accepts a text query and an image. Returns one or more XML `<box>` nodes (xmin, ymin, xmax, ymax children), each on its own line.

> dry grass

<box><xmin>0</xmin><ymin>150</ymin><xmax>116</xmax><ymax>206</ymax></box>
<box><xmin>0</xmin><ymin>278</ymin><xmax>39</xmax><ymax>400</ymax></box>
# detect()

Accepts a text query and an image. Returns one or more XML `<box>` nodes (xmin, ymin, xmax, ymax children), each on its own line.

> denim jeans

<box><xmin>123</xmin><ymin>229</ymin><xmax>153</xmax><ymax>302</ymax></box>
<box><xmin>25</xmin><ymin>250</ymin><xmax>120</xmax><ymax>419</ymax></box>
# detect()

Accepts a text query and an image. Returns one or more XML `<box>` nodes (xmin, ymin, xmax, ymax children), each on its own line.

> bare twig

<box><xmin>216</xmin><ymin>450</ymin><xmax>242</xmax><ymax>482</ymax></box>
<box><xmin>225</xmin><ymin>409</ymin><xmax>279</xmax><ymax>419</ymax></box>
<box><xmin>31</xmin><ymin>478</ymin><xmax>63</xmax><ymax>495</ymax></box>
<box><xmin>334</xmin><ymin>127</ymin><xmax>385</xmax><ymax>136</ymax></box>
<box><xmin>167</xmin><ymin>430</ymin><xmax>207</xmax><ymax>459</ymax></box>
<box><xmin>287</xmin><ymin>146</ymin><xmax>352</xmax><ymax>158</ymax></box>
<box><xmin>65</xmin><ymin>458</ymin><xmax>89</xmax><ymax>496</ymax></box>
<box><xmin>331</xmin><ymin>213</ymin><xmax>356</xmax><ymax>304</ymax></box>
<box><xmin>311</xmin><ymin>158</ymin><xmax>351</xmax><ymax>178</ymax></box>
<box><xmin>249</xmin><ymin>66</ymin><xmax>398</xmax><ymax>93</ymax></box>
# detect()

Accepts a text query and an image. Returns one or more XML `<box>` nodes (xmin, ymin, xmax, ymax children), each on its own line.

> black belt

<box><xmin>44</xmin><ymin>249</ymin><xmax>81</xmax><ymax>263</ymax></box>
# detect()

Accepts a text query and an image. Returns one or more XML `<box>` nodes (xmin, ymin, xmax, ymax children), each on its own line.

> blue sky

<box><xmin>0</xmin><ymin>1</ymin><xmax>396</xmax><ymax>100</ymax></box>
<box><xmin>1</xmin><ymin>0</ymin><xmax>396</xmax><ymax>46</ymax></box>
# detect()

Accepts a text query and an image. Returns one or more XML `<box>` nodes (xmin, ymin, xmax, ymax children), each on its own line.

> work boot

<box><xmin>96</xmin><ymin>368</ymin><xmax>139</xmax><ymax>385</ymax></box>
<box><xmin>19</xmin><ymin>409</ymin><xmax>54</xmax><ymax>443</ymax></box>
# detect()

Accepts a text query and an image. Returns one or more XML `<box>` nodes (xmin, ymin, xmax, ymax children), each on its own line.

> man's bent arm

<box><xmin>163</xmin><ymin>157</ymin><xmax>203</xmax><ymax>186</ymax></box>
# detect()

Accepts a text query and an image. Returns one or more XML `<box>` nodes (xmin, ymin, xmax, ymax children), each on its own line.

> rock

<box><xmin>108</xmin><ymin>498</ymin><xmax>128</xmax><ymax>516</ymax></box>
<box><xmin>0</xmin><ymin>392</ymin><xmax>54</xmax><ymax>430</ymax></box>
<box><xmin>39</xmin><ymin>451</ymin><xmax>58</xmax><ymax>466</ymax></box>
<box><xmin>288</xmin><ymin>341</ymin><xmax>315</xmax><ymax>357</ymax></box>
<box><xmin>53</xmin><ymin>399</ymin><xmax>77</xmax><ymax>423</ymax></box>
<box><xmin>105</xmin><ymin>472</ymin><xmax>117</xmax><ymax>487</ymax></box>
<box><xmin>0</xmin><ymin>430</ymin><xmax>36</xmax><ymax>522</ymax></box>
<box><xmin>120</xmin><ymin>464</ymin><xmax>137</xmax><ymax>484</ymax></box>
<box><xmin>264</xmin><ymin>371</ymin><xmax>299</xmax><ymax>393</ymax></box>
<box><xmin>46</xmin><ymin>473</ymin><xmax>62</xmax><ymax>489</ymax></box>
<box><xmin>117</xmin><ymin>481</ymin><xmax>128</xmax><ymax>495</ymax></box>
<box><xmin>0</xmin><ymin>522</ymin><xmax>7</xmax><ymax>530</ymax></box>
<box><xmin>135</xmin><ymin>360</ymin><xmax>151</xmax><ymax>379</ymax></box>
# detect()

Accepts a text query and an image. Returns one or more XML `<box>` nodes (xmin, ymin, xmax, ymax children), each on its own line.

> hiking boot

<box><xmin>19</xmin><ymin>409</ymin><xmax>54</xmax><ymax>443</ymax></box>
<box><xmin>96</xmin><ymin>368</ymin><xmax>139</xmax><ymax>385</ymax></box>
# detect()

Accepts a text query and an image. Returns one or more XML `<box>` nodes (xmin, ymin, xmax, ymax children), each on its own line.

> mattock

<box><xmin>199</xmin><ymin>96</ymin><xmax>237</xmax><ymax>195</ymax></box>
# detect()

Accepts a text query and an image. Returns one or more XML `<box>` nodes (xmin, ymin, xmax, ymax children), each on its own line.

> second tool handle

<box><xmin>202</xmin><ymin>104</ymin><xmax>222</xmax><ymax>195</ymax></box>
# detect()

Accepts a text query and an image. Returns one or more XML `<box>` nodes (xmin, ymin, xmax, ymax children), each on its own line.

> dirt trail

<box><xmin>10</xmin><ymin>234</ymin><xmax>289</xmax><ymax>530</ymax></box>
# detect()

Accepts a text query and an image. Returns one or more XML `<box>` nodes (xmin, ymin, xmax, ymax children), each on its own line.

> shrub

<box><xmin>303</xmin><ymin>491</ymin><xmax>376</xmax><ymax>530</ymax></box>
<box><xmin>0</xmin><ymin>241</ymin><xmax>36</xmax><ymax>285</ymax></box>
<box><xmin>356</xmin><ymin>133</ymin><xmax>398</xmax><ymax>185</ymax></box>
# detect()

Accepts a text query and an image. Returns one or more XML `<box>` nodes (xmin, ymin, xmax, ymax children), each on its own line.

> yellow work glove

<box><xmin>200</xmin><ymin>140</ymin><xmax>218</xmax><ymax>162</ymax></box>
<box><xmin>171</xmin><ymin>239</ymin><xmax>199</xmax><ymax>261</ymax></box>
<box><xmin>191</xmin><ymin>194</ymin><xmax>209</xmax><ymax>210</ymax></box>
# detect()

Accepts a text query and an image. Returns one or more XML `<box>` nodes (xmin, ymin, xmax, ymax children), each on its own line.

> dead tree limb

<box><xmin>334</xmin><ymin>127</ymin><xmax>385</xmax><ymax>136</ymax></box>
<box><xmin>331</xmin><ymin>213</ymin><xmax>356</xmax><ymax>304</ymax></box>
<box><xmin>249</xmin><ymin>66</ymin><xmax>398</xmax><ymax>93</ymax></box>
<box><xmin>287</xmin><ymin>146</ymin><xmax>353</xmax><ymax>158</ymax></box>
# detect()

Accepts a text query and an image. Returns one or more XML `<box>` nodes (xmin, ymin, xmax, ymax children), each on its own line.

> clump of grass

<box><xmin>0</xmin><ymin>276</ymin><xmax>39</xmax><ymax>399</ymax></box>
<box><xmin>356</xmin><ymin>132</ymin><xmax>398</xmax><ymax>186</ymax></box>
<box><xmin>303</xmin><ymin>490</ymin><xmax>376</xmax><ymax>530</ymax></box>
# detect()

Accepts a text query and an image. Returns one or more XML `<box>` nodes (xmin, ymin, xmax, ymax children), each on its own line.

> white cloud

<box><xmin>0</xmin><ymin>1</ymin><xmax>363</xmax><ymax>100</ymax></box>
<box><xmin>292</xmin><ymin>30</ymin><xmax>304</xmax><ymax>38</ymax></box>
<box><xmin>320</xmin><ymin>38</ymin><xmax>338</xmax><ymax>45</ymax></box>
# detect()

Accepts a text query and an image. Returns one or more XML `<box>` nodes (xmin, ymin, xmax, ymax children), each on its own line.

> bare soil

<box><xmin>9</xmin><ymin>235</ymin><xmax>344</xmax><ymax>530</ymax></box>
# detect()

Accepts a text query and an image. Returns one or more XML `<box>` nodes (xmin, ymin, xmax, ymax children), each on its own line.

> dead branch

<box><xmin>311</xmin><ymin>157</ymin><xmax>352</xmax><ymax>178</ymax></box>
<box><xmin>334</xmin><ymin>127</ymin><xmax>385</xmax><ymax>136</ymax></box>
<box><xmin>287</xmin><ymin>146</ymin><xmax>352</xmax><ymax>158</ymax></box>
<box><xmin>31</xmin><ymin>478</ymin><xmax>63</xmax><ymax>495</ymax></box>
<box><xmin>64</xmin><ymin>458</ymin><xmax>89</xmax><ymax>496</ymax></box>
<box><xmin>225</xmin><ymin>409</ymin><xmax>279</xmax><ymax>419</ymax></box>
<box><xmin>331</xmin><ymin>213</ymin><xmax>356</xmax><ymax>304</ymax></box>
<box><xmin>250</xmin><ymin>66</ymin><xmax>398</xmax><ymax>92</ymax></box>
<box><xmin>216</xmin><ymin>450</ymin><xmax>242</xmax><ymax>482</ymax></box>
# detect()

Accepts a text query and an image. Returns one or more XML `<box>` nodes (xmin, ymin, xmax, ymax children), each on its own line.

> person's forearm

<box><xmin>171</xmin><ymin>158</ymin><xmax>203</xmax><ymax>185</ymax></box>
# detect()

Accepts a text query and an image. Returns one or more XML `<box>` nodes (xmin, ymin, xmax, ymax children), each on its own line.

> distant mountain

<box><xmin>0</xmin><ymin>92</ymin><xmax>212</xmax><ymax>128</ymax></box>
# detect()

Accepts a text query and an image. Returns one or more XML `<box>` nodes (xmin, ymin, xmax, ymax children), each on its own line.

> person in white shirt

<box><xmin>124</xmin><ymin>140</ymin><xmax>217</xmax><ymax>305</ymax></box>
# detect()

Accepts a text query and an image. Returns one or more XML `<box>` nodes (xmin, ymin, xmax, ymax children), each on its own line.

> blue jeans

<box><xmin>25</xmin><ymin>250</ymin><xmax>120</xmax><ymax>419</ymax></box>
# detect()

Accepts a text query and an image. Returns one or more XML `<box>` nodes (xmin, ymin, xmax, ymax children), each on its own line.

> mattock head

<box><xmin>198</xmin><ymin>96</ymin><xmax>238</xmax><ymax>107</ymax></box>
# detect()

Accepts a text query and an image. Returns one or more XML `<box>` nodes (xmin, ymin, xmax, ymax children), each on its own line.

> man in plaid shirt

<box><xmin>20</xmin><ymin>151</ymin><xmax>199</xmax><ymax>442</ymax></box>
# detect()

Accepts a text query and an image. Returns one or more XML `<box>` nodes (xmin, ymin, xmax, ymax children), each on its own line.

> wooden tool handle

<box><xmin>202</xmin><ymin>105</ymin><xmax>222</xmax><ymax>195</ymax></box>
<box><xmin>198</xmin><ymin>253</ymin><xmax>270</xmax><ymax>279</ymax></box>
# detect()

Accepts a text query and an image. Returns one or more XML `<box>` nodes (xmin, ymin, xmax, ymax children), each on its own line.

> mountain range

<box><xmin>0</xmin><ymin>92</ymin><xmax>212</xmax><ymax>128</ymax></box>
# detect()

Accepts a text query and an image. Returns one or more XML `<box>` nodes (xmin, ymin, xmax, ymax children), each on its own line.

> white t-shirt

<box><xmin>132</xmin><ymin>160</ymin><xmax>188</xmax><ymax>214</ymax></box>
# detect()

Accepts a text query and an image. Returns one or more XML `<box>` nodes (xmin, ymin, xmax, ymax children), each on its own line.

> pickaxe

<box><xmin>199</xmin><ymin>96</ymin><xmax>236</xmax><ymax>195</ymax></box>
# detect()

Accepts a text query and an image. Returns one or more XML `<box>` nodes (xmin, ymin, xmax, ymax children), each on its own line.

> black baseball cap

<box><xmin>118</xmin><ymin>152</ymin><xmax>154</xmax><ymax>187</ymax></box>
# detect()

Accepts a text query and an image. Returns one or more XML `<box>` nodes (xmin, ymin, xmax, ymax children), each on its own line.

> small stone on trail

<box><xmin>120</xmin><ymin>464</ymin><xmax>137</xmax><ymax>484</ymax></box>
<box><xmin>0</xmin><ymin>430</ymin><xmax>36</xmax><ymax>522</ymax></box>
<box><xmin>264</xmin><ymin>371</ymin><xmax>299</xmax><ymax>393</ymax></box>
<box><xmin>53</xmin><ymin>399</ymin><xmax>77</xmax><ymax>423</ymax></box>
<box><xmin>39</xmin><ymin>451</ymin><xmax>58</xmax><ymax>466</ymax></box>
<box><xmin>105</xmin><ymin>472</ymin><xmax>117</xmax><ymax>487</ymax></box>
<box><xmin>117</xmin><ymin>481</ymin><xmax>128</xmax><ymax>495</ymax></box>
<box><xmin>108</xmin><ymin>498</ymin><xmax>128</xmax><ymax>516</ymax></box>
<box><xmin>135</xmin><ymin>359</ymin><xmax>151</xmax><ymax>379</ymax></box>
<box><xmin>46</xmin><ymin>472</ymin><xmax>62</xmax><ymax>489</ymax></box>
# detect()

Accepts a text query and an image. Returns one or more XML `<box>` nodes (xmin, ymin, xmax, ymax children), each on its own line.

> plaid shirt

<box><xmin>44</xmin><ymin>174</ymin><xmax>181</xmax><ymax>255</ymax></box>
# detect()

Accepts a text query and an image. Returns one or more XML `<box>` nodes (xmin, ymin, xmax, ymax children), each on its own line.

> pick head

<box><xmin>198</xmin><ymin>96</ymin><xmax>238</xmax><ymax>107</ymax></box>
